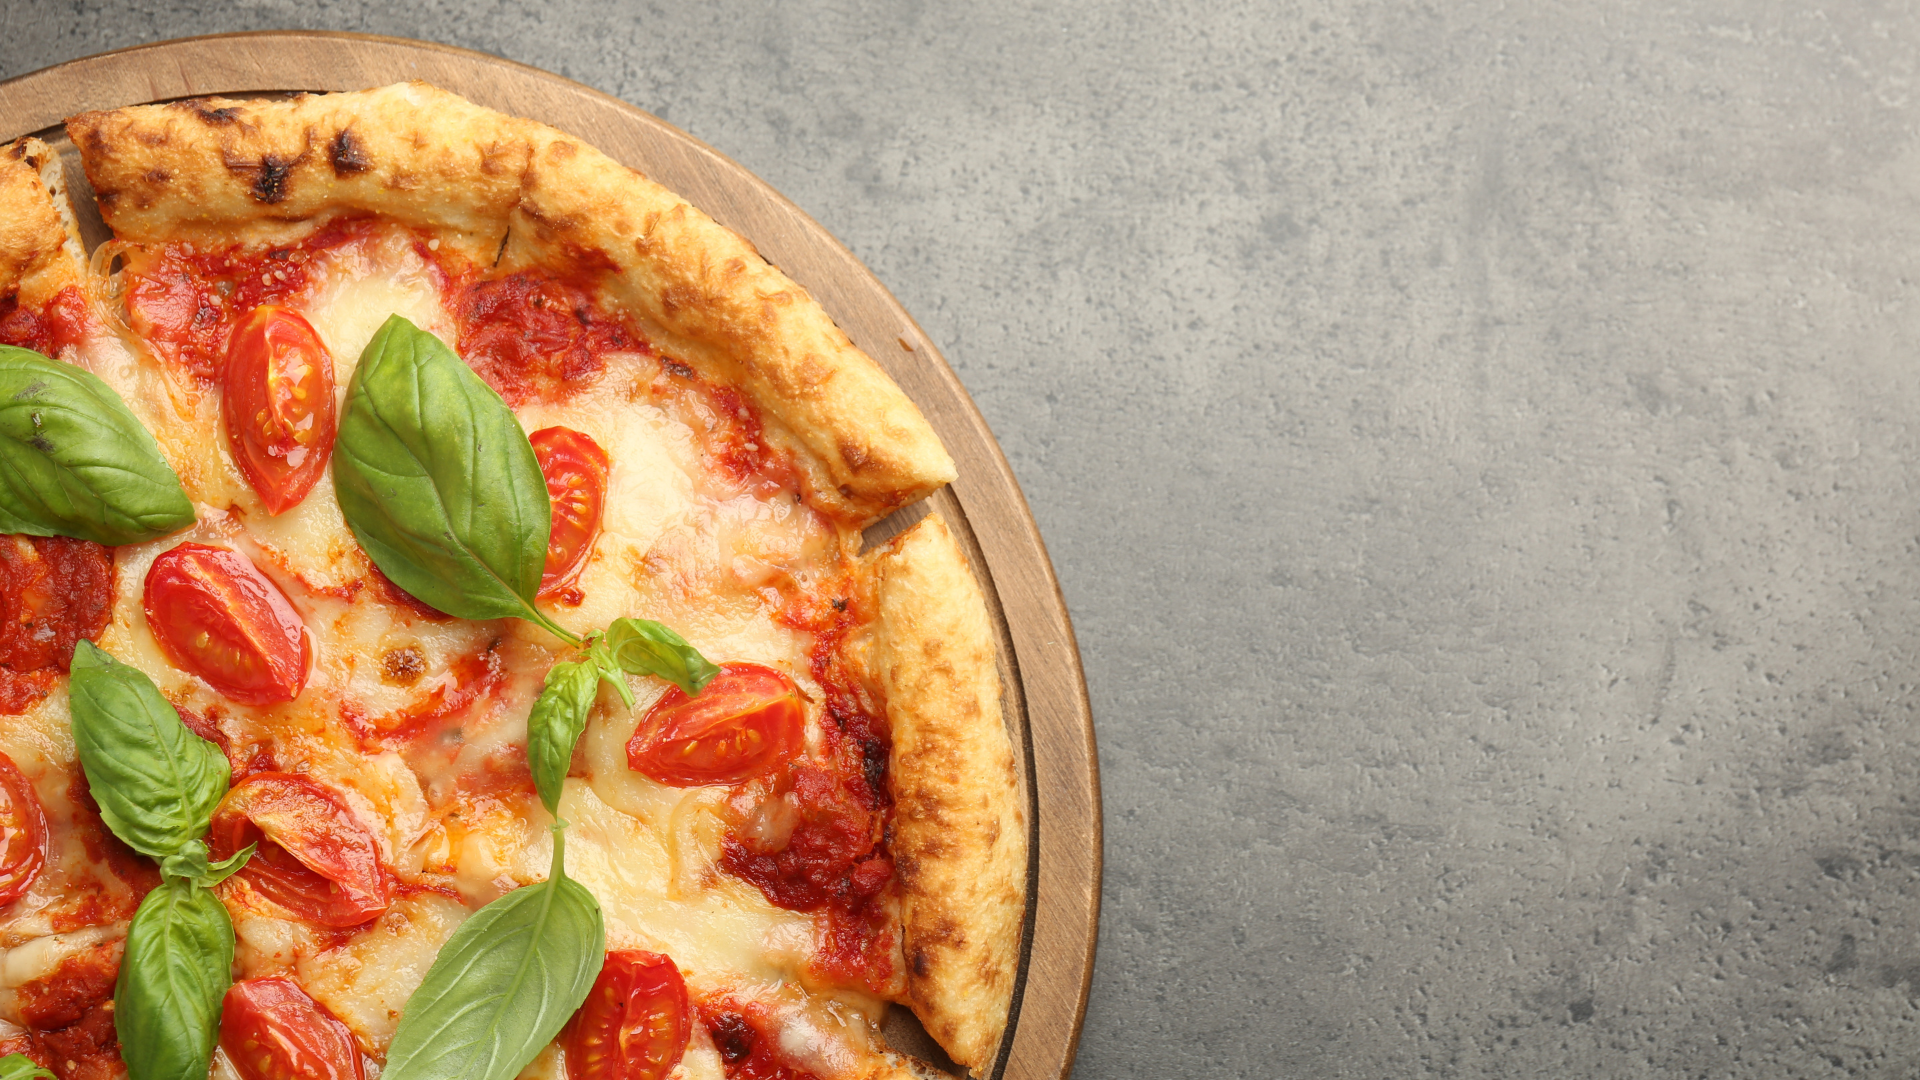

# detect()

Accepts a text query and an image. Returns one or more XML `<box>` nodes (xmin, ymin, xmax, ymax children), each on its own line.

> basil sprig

<box><xmin>69</xmin><ymin>642</ymin><xmax>228</xmax><ymax>859</ymax></box>
<box><xmin>332</xmin><ymin>316</ymin><xmax>568</xmax><ymax>639</ymax></box>
<box><xmin>0</xmin><ymin>1053</ymin><xmax>55</xmax><ymax>1079</ymax></box>
<box><xmin>68</xmin><ymin>642</ymin><xmax>250</xmax><ymax>1080</ymax></box>
<box><xmin>382</xmin><ymin>834</ymin><xmax>604</xmax><ymax>1080</ymax></box>
<box><xmin>336</xmin><ymin>316</ymin><xmax>724</xmax><ymax>1079</ymax></box>
<box><xmin>0</xmin><ymin>346</ymin><xmax>194</xmax><ymax>545</ymax></box>
<box><xmin>115</xmin><ymin>880</ymin><xmax>234</xmax><ymax>1080</ymax></box>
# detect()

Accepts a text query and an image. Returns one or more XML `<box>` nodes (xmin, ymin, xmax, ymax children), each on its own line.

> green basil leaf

<box><xmin>0</xmin><ymin>1053</ymin><xmax>55</xmax><ymax>1080</ymax></box>
<box><xmin>527</xmin><ymin>660</ymin><xmax>599</xmax><ymax>815</ymax></box>
<box><xmin>115</xmin><ymin>878</ymin><xmax>232</xmax><ymax>1080</ymax></box>
<box><xmin>159</xmin><ymin>838</ymin><xmax>255</xmax><ymax>888</ymax></box>
<box><xmin>600</xmin><ymin>618</ymin><xmax>719</xmax><ymax>698</ymax></box>
<box><xmin>68</xmin><ymin>640</ymin><xmax>229</xmax><ymax>860</ymax></box>
<box><xmin>0</xmin><ymin>346</ymin><xmax>194</xmax><ymax>545</ymax></box>
<box><xmin>382</xmin><ymin>835</ymin><xmax>604</xmax><ymax>1080</ymax></box>
<box><xmin>332</xmin><ymin>316</ymin><xmax>558</xmax><ymax>631</ymax></box>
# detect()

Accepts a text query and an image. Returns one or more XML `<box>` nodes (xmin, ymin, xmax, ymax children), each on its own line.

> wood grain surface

<box><xmin>0</xmin><ymin>31</ymin><xmax>1100</xmax><ymax>1080</ymax></box>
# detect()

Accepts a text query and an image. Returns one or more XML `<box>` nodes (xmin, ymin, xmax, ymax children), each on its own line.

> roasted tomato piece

<box><xmin>566</xmin><ymin>951</ymin><xmax>690</xmax><ymax>1080</ymax></box>
<box><xmin>0</xmin><ymin>752</ymin><xmax>46</xmax><ymax>905</ymax></box>
<box><xmin>222</xmin><ymin>977</ymin><xmax>365</xmax><ymax>1080</ymax></box>
<box><xmin>210</xmin><ymin>773</ymin><xmax>389</xmax><ymax>928</ymax></box>
<box><xmin>529</xmin><ymin>426</ymin><xmax>609</xmax><ymax>597</ymax></box>
<box><xmin>222</xmin><ymin>306</ymin><xmax>337</xmax><ymax>515</ymax></box>
<box><xmin>144</xmin><ymin>543</ymin><xmax>309</xmax><ymax>705</ymax></box>
<box><xmin>627</xmin><ymin>664</ymin><xmax>803</xmax><ymax>787</ymax></box>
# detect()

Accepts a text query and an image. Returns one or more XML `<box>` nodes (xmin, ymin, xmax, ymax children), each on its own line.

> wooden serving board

<box><xmin>0</xmin><ymin>31</ymin><xmax>1100</xmax><ymax>1080</ymax></box>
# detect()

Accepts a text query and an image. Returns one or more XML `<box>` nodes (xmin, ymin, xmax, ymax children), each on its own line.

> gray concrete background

<box><xmin>8</xmin><ymin>2</ymin><xmax>1920</xmax><ymax>1076</ymax></box>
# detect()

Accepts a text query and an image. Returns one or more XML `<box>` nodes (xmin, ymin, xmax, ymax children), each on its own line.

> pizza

<box><xmin>0</xmin><ymin>82</ymin><xmax>1025</xmax><ymax>1080</ymax></box>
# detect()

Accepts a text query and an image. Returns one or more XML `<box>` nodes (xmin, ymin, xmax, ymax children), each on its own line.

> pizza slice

<box><xmin>0</xmin><ymin>81</ymin><xmax>1025</xmax><ymax>1080</ymax></box>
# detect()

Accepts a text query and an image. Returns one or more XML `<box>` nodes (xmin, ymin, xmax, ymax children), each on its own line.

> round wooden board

<box><xmin>0</xmin><ymin>30</ymin><xmax>1100</xmax><ymax>1080</ymax></box>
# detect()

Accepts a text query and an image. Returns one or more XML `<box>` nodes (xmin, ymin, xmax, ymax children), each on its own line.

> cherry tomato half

<box><xmin>210</xmin><ymin>773</ymin><xmax>389</xmax><ymax>928</ymax></box>
<box><xmin>530</xmin><ymin>426</ymin><xmax>609</xmax><ymax>597</ymax></box>
<box><xmin>627</xmin><ymin>664</ymin><xmax>803</xmax><ymax>787</ymax></box>
<box><xmin>566</xmin><ymin>951</ymin><xmax>690</xmax><ymax>1080</ymax></box>
<box><xmin>144</xmin><ymin>543</ymin><xmax>309</xmax><ymax>705</ymax></box>
<box><xmin>222</xmin><ymin>306</ymin><xmax>337</xmax><ymax>515</ymax></box>
<box><xmin>0</xmin><ymin>753</ymin><xmax>47</xmax><ymax>905</ymax></box>
<box><xmin>222</xmin><ymin>977</ymin><xmax>365</xmax><ymax>1080</ymax></box>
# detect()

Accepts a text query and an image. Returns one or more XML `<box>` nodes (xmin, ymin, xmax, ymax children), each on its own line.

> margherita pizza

<box><xmin>0</xmin><ymin>83</ymin><xmax>1025</xmax><ymax>1080</ymax></box>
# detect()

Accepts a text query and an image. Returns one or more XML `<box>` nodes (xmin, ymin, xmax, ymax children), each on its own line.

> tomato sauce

<box><xmin>454</xmin><ymin>273</ymin><xmax>631</xmax><ymax>405</ymax></box>
<box><xmin>123</xmin><ymin>220</ymin><xmax>372</xmax><ymax>380</ymax></box>
<box><xmin>0</xmin><ymin>287</ymin><xmax>91</xmax><ymax>357</ymax></box>
<box><xmin>718</xmin><ymin>589</ymin><xmax>900</xmax><ymax>992</ymax></box>
<box><xmin>16</xmin><ymin>941</ymin><xmax>125</xmax><ymax>1079</ymax></box>
<box><xmin>695</xmin><ymin>1000</ymin><xmax>823</xmax><ymax>1080</ymax></box>
<box><xmin>0</xmin><ymin>536</ymin><xmax>113</xmax><ymax>715</ymax></box>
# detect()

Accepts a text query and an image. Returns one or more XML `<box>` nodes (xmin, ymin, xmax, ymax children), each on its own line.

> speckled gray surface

<box><xmin>10</xmin><ymin>2</ymin><xmax>1920</xmax><ymax>1076</ymax></box>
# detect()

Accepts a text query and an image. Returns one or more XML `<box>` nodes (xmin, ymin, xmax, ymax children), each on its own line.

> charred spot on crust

<box><xmin>329</xmin><ymin>129</ymin><xmax>370</xmax><ymax>176</ymax></box>
<box><xmin>4</xmin><ymin>142</ymin><xmax>24</xmax><ymax>162</ymax></box>
<box><xmin>663</xmin><ymin>358</ymin><xmax>694</xmax><ymax>379</ymax></box>
<box><xmin>177</xmin><ymin>100</ymin><xmax>242</xmax><ymax>125</ymax></box>
<box><xmin>249</xmin><ymin>154</ymin><xmax>299</xmax><ymax>203</ymax></box>
<box><xmin>910</xmin><ymin>947</ymin><xmax>934</xmax><ymax>977</ymax></box>
<box><xmin>143</xmin><ymin>168</ymin><xmax>169</xmax><ymax>185</ymax></box>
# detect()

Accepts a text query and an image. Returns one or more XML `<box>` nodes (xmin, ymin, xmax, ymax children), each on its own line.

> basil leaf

<box><xmin>0</xmin><ymin>346</ymin><xmax>194</xmax><ymax>545</ymax></box>
<box><xmin>115</xmin><ymin>878</ymin><xmax>232</xmax><ymax>1080</ymax></box>
<box><xmin>68</xmin><ymin>641</ymin><xmax>228</xmax><ymax>860</ymax></box>
<box><xmin>159</xmin><ymin>838</ymin><xmax>255</xmax><ymax>888</ymax></box>
<box><xmin>382</xmin><ymin>835</ymin><xmax>604</xmax><ymax>1080</ymax></box>
<box><xmin>600</xmin><ymin>618</ymin><xmax>719</xmax><ymax>697</ymax></box>
<box><xmin>527</xmin><ymin>660</ymin><xmax>598</xmax><ymax>815</ymax></box>
<box><xmin>0</xmin><ymin>1053</ymin><xmax>54</xmax><ymax>1080</ymax></box>
<box><xmin>333</xmin><ymin>316</ymin><xmax>559</xmax><ymax>632</ymax></box>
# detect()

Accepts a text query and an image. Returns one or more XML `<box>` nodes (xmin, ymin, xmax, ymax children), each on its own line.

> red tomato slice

<box><xmin>222</xmin><ymin>306</ymin><xmax>337</xmax><ymax>515</ymax></box>
<box><xmin>143</xmin><ymin>543</ymin><xmax>309</xmax><ymax>705</ymax></box>
<box><xmin>210</xmin><ymin>773</ymin><xmax>389</xmax><ymax>928</ymax></box>
<box><xmin>0</xmin><ymin>753</ymin><xmax>46</xmax><ymax>905</ymax></box>
<box><xmin>566</xmin><ymin>951</ymin><xmax>690</xmax><ymax>1080</ymax></box>
<box><xmin>221</xmin><ymin>977</ymin><xmax>365</xmax><ymax>1080</ymax></box>
<box><xmin>627</xmin><ymin>664</ymin><xmax>803</xmax><ymax>787</ymax></box>
<box><xmin>530</xmin><ymin>426</ymin><xmax>609</xmax><ymax>597</ymax></box>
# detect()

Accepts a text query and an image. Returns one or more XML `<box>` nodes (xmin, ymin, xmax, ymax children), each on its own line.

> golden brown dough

<box><xmin>862</xmin><ymin>514</ymin><xmax>1026</xmax><ymax>1075</ymax></box>
<box><xmin>66</xmin><ymin>83</ymin><xmax>955</xmax><ymax>523</ymax></box>
<box><xmin>0</xmin><ymin>137</ymin><xmax>85</xmax><ymax>308</ymax></box>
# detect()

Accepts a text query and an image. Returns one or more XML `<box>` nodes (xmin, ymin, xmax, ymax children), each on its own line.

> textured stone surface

<box><xmin>10</xmin><ymin>3</ymin><xmax>1920</xmax><ymax>1076</ymax></box>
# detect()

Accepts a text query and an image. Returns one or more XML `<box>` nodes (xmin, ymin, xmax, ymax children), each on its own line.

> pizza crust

<box><xmin>861</xmin><ymin>514</ymin><xmax>1026</xmax><ymax>1075</ymax></box>
<box><xmin>65</xmin><ymin>84</ymin><xmax>956</xmax><ymax>524</ymax></box>
<box><xmin>0</xmin><ymin>138</ymin><xmax>85</xmax><ymax>308</ymax></box>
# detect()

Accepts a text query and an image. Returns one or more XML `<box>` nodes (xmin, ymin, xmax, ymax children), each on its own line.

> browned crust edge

<box><xmin>64</xmin><ymin>83</ymin><xmax>956</xmax><ymax>523</ymax></box>
<box><xmin>0</xmin><ymin>137</ymin><xmax>85</xmax><ymax>309</ymax></box>
<box><xmin>862</xmin><ymin>513</ymin><xmax>1026</xmax><ymax>1075</ymax></box>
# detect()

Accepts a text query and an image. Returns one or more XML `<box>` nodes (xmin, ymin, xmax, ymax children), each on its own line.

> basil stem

<box><xmin>0</xmin><ymin>346</ymin><xmax>194</xmax><ymax>545</ymax></box>
<box><xmin>115</xmin><ymin>879</ymin><xmax>233</xmax><ymax>1080</ymax></box>
<box><xmin>332</xmin><ymin>316</ymin><xmax>574</xmax><ymax>642</ymax></box>
<box><xmin>381</xmin><ymin>833</ymin><xmax>604</xmax><ymax>1080</ymax></box>
<box><xmin>67</xmin><ymin>641</ymin><xmax>229</xmax><ymax>860</ymax></box>
<box><xmin>0</xmin><ymin>1053</ymin><xmax>55</xmax><ymax>1080</ymax></box>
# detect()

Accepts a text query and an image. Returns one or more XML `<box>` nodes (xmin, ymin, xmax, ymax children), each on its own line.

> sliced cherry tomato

<box><xmin>566</xmin><ymin>951</ymin><xmax>690</xmax><ymax>1080</ymax></box>
<box><xmin>144</xmin><ymin>543</ymin><xmax>309</xmax><ymax>705</ymax></box>
<box><xmin>221</xmin><ymin>977</ymin><xmax>365</xmax><ymax>1080</ymax></box>
<box><xmin>627</xmin><ymin>664</ymin><xmax>803</xmax><ymax>787</ymax></box>
<box><xmin>0</xmin><ymin>753</ymin><xmax>47</xmax><ymax>905</ymax></box>
<box><xmin>222</xmin><ymin>306</ymin><xmax>337</xmax><ymax>515</ymax></box>
<box><xmin>210</xmin><ymin>773</ymin><xmax>389</xmax><ymax>928</ymax></box>
<box><xmin>530</xmin><ymin>426</ymin><xmax>610</xmax><ymax>597</ymax></box>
